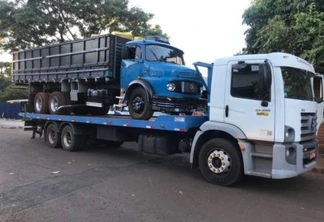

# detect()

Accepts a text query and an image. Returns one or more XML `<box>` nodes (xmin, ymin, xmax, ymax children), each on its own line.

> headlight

<box><xmin>166</xmin><ymin>83</ymin><xmax>176</xmax><ymax>91</ymax></box>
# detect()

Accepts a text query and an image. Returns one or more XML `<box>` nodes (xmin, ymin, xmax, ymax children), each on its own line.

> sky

<box><xmin>0</xmin><ymin>0</ymin><xmax>252</xmax><ymax>68</ymax></box>
<box><xmin>128</xmin><ymin>0</ymin><xmax>252</xmax><ymax>68</ymax></box>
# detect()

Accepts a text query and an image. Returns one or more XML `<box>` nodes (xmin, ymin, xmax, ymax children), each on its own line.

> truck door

<box><xmin>315</xmin><ymin>75</ymin><xmax>324</xmax><ymax>132</ymax></box>
<box><xmin>120</xmin><ymin>45</ymin><xmax>144</xmax><ymax>88</ymax></box>
<box><xmin>224</xmin><ymin>60</ymin><xmax>275</xmax><ymax>141</ymax></box>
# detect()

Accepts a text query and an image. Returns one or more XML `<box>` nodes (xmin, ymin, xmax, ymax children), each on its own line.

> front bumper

<box><xmin>151</xmin><ymin>96</ymin><xmax>207</xmax><ymax>113</ymax></box>
<box><xmin>272</xmin><ymin>140</ymin><xmax>319</xmax><ymax>179</ymax></box>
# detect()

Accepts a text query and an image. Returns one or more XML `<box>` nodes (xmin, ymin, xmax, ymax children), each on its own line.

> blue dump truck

<box><xmin>20</xmin><ymin>52</ymin><xmax>320</xmax><ymax>186</ymax></box>
<box><xmin>13</xmin><ymin>34</ymin><xmax>206</xmax><ymax>120</ymax></box>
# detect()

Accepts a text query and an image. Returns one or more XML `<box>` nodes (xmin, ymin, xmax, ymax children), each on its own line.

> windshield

<box><xmin>145</xmin><ymin>45</ymin><xmax>184</xmax><ymax>65</ymax></box>
<box><xmin>281</xmin><ymin>67</ymin><xmax>314</xmax><ymax>101</ymax></box>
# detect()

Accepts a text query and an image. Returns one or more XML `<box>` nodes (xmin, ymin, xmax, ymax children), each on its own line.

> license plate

<box><xmin>310</xmin><ymin>151</ymin><xmax>316</xmax><ymax>160</ymax></box>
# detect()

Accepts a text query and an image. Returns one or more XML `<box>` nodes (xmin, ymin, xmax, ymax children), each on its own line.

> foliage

<box><xmin>242</xmin><ymin>0</ymin><xmax>324</xmax><ymax>73</ymax></box>
<box><xmin>0</xmin><ymin>62</ymin><xmax>28</xmax><ymax>102</ymax></box>
<box><xmin>0</xmin><ymin>0</ymin><xmax>167</xmax><ymax>52</ymax></box>
<box><xmin>0</xmin><ymin>88</ymin><xmax>28</xmax><ymax>102</ymax></box>
<box><xmin>0</xmin><ymin>61</ymin><xmax>11</xmax><ymax>90</ymax></box>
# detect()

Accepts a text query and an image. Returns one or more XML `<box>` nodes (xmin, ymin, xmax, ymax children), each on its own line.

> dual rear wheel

<box><xmin>44</xmin><ymin>123</ymin><xmax>123</xmax><ymax>152</ymax></box>
<box><xmin>45</xmin><ymin>124</ymin><xmax>86</xmax><ymax>152</ymax></box>
<box><xmin>34</xmin><ymin>91</ymin><xmax>70</xmax><ymax>115</ymax></box>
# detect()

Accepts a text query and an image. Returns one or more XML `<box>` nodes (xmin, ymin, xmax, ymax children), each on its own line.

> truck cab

<box><xmin>192</xmin><ymin>53</ymin><xmax>320</xmax><ymax>184</ymax></box>
<box><xmin>120</xmin><ymin>36</ymin><xmax>206</xmax><ymax>120</ymax></box>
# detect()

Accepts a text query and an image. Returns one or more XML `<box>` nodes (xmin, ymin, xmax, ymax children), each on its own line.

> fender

<box><xmin>199</xmin><ymin>121</ymin><xmax>247</xmax><ymax>138</ymax></box>
<box><xmin>190</xmin><ymin>121</ymin><xmax>247</xmax><ymax>165</ymax></box>
<box><xmin>124</xmin><ymin>79</ymin><xmax>155</xmax><ymax>102</ymax></box>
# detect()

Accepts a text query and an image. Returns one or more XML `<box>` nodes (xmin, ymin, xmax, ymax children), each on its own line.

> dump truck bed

<box><xmin>12</xmin><ymin>34</ymin><xmax>129</xmax><ymax>84</ymax></box>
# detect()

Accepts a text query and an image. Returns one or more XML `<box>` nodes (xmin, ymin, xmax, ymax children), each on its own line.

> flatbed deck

<box><xmin>19</xmin><ymin>113</ymin><xmax>208</xmax><ymax>132</ymax></box>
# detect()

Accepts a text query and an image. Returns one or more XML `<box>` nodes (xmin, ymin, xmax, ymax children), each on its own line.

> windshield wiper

<box><xmin>149</xmin><ymin>49</ymin><xmax>160</xmax><ymax>62</ymax></box>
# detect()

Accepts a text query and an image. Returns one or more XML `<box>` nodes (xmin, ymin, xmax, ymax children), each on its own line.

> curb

<box><xmin>0</xmin><ymin>126</ymin><xmax>23</xmax><ymax>129</ymax></box>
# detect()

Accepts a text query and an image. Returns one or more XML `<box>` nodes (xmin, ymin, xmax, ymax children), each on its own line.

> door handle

<box><xmin>225</xmin><ymin>105</ymin><xmax>229</xmax><ymax>117</ymax></box>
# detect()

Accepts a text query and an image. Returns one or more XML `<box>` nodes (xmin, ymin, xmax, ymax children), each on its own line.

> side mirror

<box><xmin>258</xmin><ymin>62</ymin><xmax>272</xmax><ymax>103</ymax></box>
<box><xmin>122</xmin><ymin>47</ymin><xmax>129</xmax><ymax>60</ymax></box>
<box><xmin>314</xmin><ymin>76</ymin><xmax>323</xmax><ymax>103</ymax></box>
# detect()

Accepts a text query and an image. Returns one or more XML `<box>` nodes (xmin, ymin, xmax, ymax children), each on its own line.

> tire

<box><xmin>198</xmin><ymin>138</ymin><xmax>243</xmax><ymax>186</ymax></box>
<box><xmin>45</xmin><ymin>123</ymin><xmax>61</xmax><ymax>148</ymax></box>
<box><xmin>61</xmin><ymin>125</ymin><xmax>87</xmax><ymax>151</ymax></box>
<box><xmin>64</xmin><ymin>92</ymin><xmax>72</xmax><ymax>115</ymax></box>
<box><xmin>48</xmin><ymin>91</ymin><xmax>67</xmax><ymax>114</ymax></box>
<box><xmin>128</xmin><ymin>87</ymin><xmax>153</xmax><ymax>120</ymax></box>
<box><xmin>34</xmin><ymin>92</ymin><xmax>49</xmax><ymax>114</ymax></box>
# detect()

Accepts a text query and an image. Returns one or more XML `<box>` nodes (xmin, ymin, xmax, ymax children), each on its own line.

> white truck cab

<box><xmin>191</xmin><ymin>52</ymin><xmax>320</xmax><ymax>184</ymax></box>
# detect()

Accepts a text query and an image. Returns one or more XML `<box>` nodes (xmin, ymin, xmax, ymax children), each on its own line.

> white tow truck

<box><xmin>22</xmin><ymin>52</ymin><xmax>321</xmax><ymax>186</ymax></box>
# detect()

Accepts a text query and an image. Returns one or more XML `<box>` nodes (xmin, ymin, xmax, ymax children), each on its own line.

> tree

<box><xmin>0</xmin><ymin>62</ymin><xmax>11</xmax><ymax>90</ymax></box>
<box><xmin>0</xmin><ymin>0</ymin><xmax>167</xmax><ymax>52</ymax></box>
<box><xmin>0</xmin><ymin>61</ymin><xmax>28</xmax><ymax>102</ymax></box>
<box><xmin>242</xmin><ymin>0</ymin><xmax>324</xmax><ymax>73</ymax></box>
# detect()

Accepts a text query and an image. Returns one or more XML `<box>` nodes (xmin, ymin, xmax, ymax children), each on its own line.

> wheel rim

<box><xmin>35</xmin><ymin>98</ymin><xmax>42</xmax><ymax>111</ymax></box>
<box><xmin>132</xmin><ymin>96</ymin><xmax>145</xmax><ymax>114</ymax></box>
<box><xmin>63</xmin><ymin>131</ymin><xmax>72</xmax><ymax>148</ymax></box>
<box><xmin>48</xmin><ymin>128</ymin><xmax>56</xmax><ymax>144</ymax></box>
<box><xmin>50</xmin><ymin>96</ymin><xmax>59</xmax><ymax>112</ymax></box>
<box><xmin>207</xmin><ymin>149</ymin><xmax>231</xmax><ymax>174</ymax></box>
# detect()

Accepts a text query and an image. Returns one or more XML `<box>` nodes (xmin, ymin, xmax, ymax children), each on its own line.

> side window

<box><xmin>314</xmin><ymin>76</ymin><xmax>323</xmax><ymax>103</ymax></box>
<box><xmin>231</xmin><ymin>64</ymin><xmax>261</xmax><ymax>100</ymax></box>
<box><xmin>126</xmin><ymin>45</ymin><xmax>142</xmax><ymax>60</ymax></box>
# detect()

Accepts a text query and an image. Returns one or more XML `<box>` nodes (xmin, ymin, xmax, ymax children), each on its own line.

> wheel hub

<box><xmin>132</xmin><ymin>96</ymin><xmax>145</xmax><ymax>113</ymax></box>
<box><xmin>50</xmin><ymin>96</ymin><xmax>59</xmax><ymax>112</ymax></box>
<box><xmin>63</xmin><ymin>132</ymin><xmax>72</xmax><ymax>147</ymax></box>
<box><xmin>48</xmin><ymin>128</ymin><xmax>56</xmax><ymax>144</ymax></box>
<box><xmin>35</xmin><ymin>98</ymin><xmax>42</xmax><ymax>111</ymax></box>
<box><xmin>207</xmin><ymin>150</ymin><xmax>231</xmax><ymax>174</ymax></box>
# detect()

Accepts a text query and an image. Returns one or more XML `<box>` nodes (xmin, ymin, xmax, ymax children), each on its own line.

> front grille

<box><xmin>152</xmin><ymin>96</ymin><xmax>206</xmax><ymax>112</ymax></box>
<box><xmin>300</xmin><ymin>113</ymin><xmax>317</xmax><ymax>142</ymax></box>
<box><xmin>180</xmin><ymin>82</ymin><xmax>200</xmax><ymax>94</ymax></box>
<box><xmin>172</xmin><ymin>81</ymin><xmax>201</xmax><ymax>95</ymax></box>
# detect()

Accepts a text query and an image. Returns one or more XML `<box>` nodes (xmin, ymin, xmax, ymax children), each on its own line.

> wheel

<box><xmin>198</xmin><ymin>138</ymin><xmax>243</xmax><ymax>186</ymax></box>
<box><xmin>48</xmin><ymin>91</ymin><xmax>67</xmax><ymax>114</ymax></box>
<box><xmin>34</xmin><ymin>92</ymin><xmax>49</xmax><ymax>114</ymax></box>
<box><xmin>128</xmin><ymin>87</ymin><xmax>153</xmax><ymax>120</ymax></box>
<box><xmin>64</xmin><ymin>92</ymin><xmax>72</xmax><ymax>115</ymax></box>
<box><xmin>61</xmin><ymin>125</ymin><xmax>87</xmax><ymax>151</ymax></box>
<box><xmin>45</xmin><ymin>123</ymin><xmax>61</xmax><ymax>148</ymax></box>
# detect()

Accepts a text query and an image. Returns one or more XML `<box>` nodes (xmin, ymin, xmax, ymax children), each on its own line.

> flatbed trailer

<box><xmin>21</xmin><ymin>112</ymin><xmax>208</xmax><ymax>160</ymax></box>
<box><xmin>21</xmin><ymin>112</ymin><xmax>207</xmax><ymax>133</ymax></box>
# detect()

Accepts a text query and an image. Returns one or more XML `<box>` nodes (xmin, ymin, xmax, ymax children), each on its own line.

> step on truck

<box><xmin>13</xmin><ymin>33</ymin><xmax>206</xmax><ymax>120</ymax></box>
<box><xmin>20</xmin><ymin>52</ymin><xmax>321</xmax><ymax>186</ymax></box>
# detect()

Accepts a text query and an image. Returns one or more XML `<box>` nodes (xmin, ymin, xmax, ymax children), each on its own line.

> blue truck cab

<box><xmin>120</xmin><ymin>36</ymin><xmax>207</xmax><ymax>120</ymax></box>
